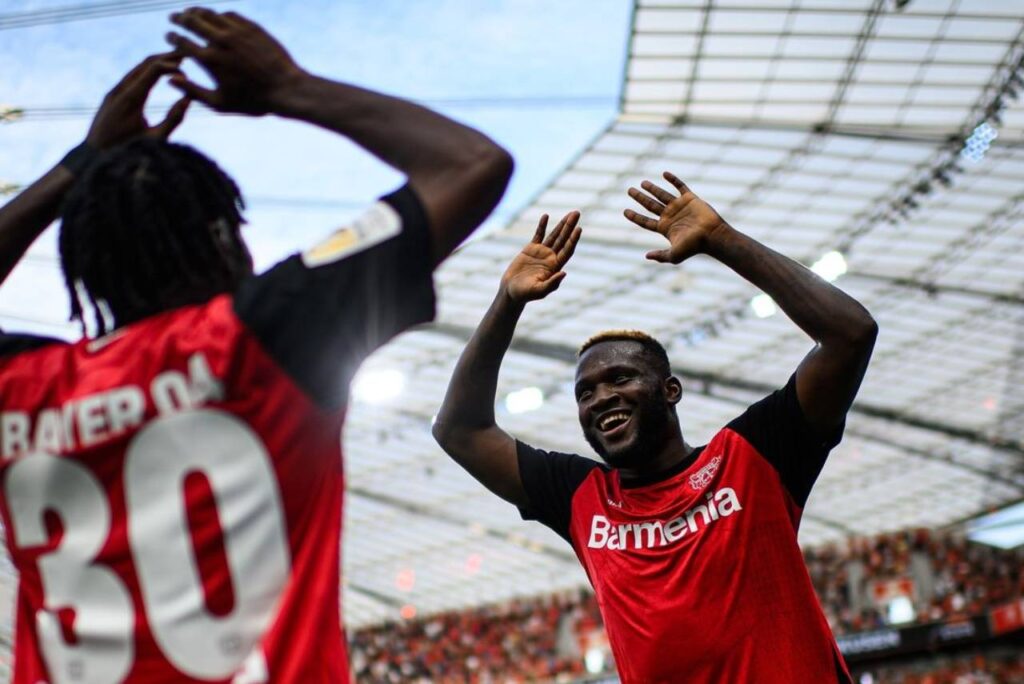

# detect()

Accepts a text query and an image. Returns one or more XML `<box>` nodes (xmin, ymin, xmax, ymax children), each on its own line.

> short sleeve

<box><xmin>516</xmin><ymin>440</ymin><xmax>602</xmax><ymax>543</ymax></box>
<box><xmin>233</xmin><ymin>185</ymin><xmax>435</xmax><ymax>409</ymax></box>
<box><xmin>726</xmin><ymin>374</ymin><xmax>844</xmax><ymax>508</ymax></box>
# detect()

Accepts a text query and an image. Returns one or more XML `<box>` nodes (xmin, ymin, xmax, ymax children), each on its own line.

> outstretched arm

<box><xmin>0</xmin><ymin>53</ymin><xmax>189</xmax><ymax>287</ymax></box>
<box><xmin>433</xmin><ymin>213</ymin><xmax>581</xmax><ymax>506</ymax></box>
<box><xmin>625</xmin><ymin>172</ymin><xmax>877</xmax><ymax>433</ymax></box>
<box><xmin>167</xmin><ymin>8</ymin><xmax>513</xmax><ymax>265</ymax></box>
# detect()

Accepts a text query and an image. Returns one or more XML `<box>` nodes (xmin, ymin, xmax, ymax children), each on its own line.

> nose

<box><xmin>588</xmin><ymin>384</ymin><xmax>619</xmax><ymax>414</ymax></box>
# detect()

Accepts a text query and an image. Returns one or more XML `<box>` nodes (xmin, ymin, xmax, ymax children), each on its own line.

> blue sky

<box><xmin>0</xmin><ymin>0</ymin><xmax>632</xmax><ymax>336</ymax></box>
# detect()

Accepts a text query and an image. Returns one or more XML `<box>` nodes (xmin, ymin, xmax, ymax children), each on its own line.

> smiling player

<box><xmin>433</xmin><ymin>175</ymin><xmax>877</xmax><ymax>683</ymax></box>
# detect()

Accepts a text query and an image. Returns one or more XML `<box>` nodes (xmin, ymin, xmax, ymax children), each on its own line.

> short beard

<box><xmin>584</xmin><ymin>402</ymin><xmax>672</xmax><ymax>469</ymax></box>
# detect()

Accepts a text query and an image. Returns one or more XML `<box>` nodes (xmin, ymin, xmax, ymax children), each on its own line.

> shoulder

<box><xmin>0</xmin><ymin>331</ymin><xmax>67</xmax><ymax>360</ymax></box>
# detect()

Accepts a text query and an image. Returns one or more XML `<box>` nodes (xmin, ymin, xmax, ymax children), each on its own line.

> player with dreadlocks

<box><xmin>59</xmin><ymin>139</ymin><xmax>250</xmax><ymax>334</ymax></box>
<box><xmin>0</xmin><ymin>7</ymin><xmax>511</xmax><ymax>683</ymax></box>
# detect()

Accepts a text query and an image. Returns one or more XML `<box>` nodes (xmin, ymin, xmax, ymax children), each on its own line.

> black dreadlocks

<box><xmin>60</xmin><ymin>139</ymin><xmax>251</xmax><ymax>336</ymax></box>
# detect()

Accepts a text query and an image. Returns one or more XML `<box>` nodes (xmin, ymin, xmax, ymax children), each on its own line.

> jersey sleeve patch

<box><xmin>301</xmin><ymin>201</ymin><xmax>403</xmax><ymax>268</ymax></box>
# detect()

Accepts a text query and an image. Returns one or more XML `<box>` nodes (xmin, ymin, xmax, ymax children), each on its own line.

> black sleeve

<box><xmin>516</xmin><ymin>440</ymin><xmax>602</xmax><ymax>544</ymax></box>
<box><xmin>727</xmin><ymin>374</ymin><xmax>844</xmax><ymax>508</ymax></box>
<box><xmin>233</xmin><ymin>185</ymin><xmax>435</xmax><ymax>409</ymax></box>
<box><xmin>0</xmin><ymin>331</ymin><xmax>63</xmax><ymax>359</ymax></box>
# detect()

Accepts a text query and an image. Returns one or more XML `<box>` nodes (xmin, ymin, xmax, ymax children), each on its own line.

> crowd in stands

<box><xmin>349</xmin><ymin>590</ymin><xmax>603</xmax><ymax>683</ymax></box>
<box><xmin>855</xmin><ymin>652</ymin><xmax>1024</xmax><ymax>683</ymax></box>
<box><xmin>806</xmin><ymin>529</ymin><xmax>1023</xmax><ymax>635</ymax></box>
<box><xmin>348</xmin><ymin>529</ymin><xmax>1023</xmax><ymax>682</ymax></box>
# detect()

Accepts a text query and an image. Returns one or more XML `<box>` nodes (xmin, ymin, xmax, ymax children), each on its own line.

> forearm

<box><xmin>270</xmin><ymin>73</ymin><xmax>512</xmax><ymax>262</ymax></box>
<box><xmin>705</xmin><ymin>224</ymin><xmax>876</xmax><ymax>344</ymax></box>
<box><xmin>434</xmin><ymin>289</ymin><xmax>524</xmax><ymax>438</ymax></box>
<box><xmin>272</xmin><ymin>74</ymin><xmax>502</xmax><ymax>179</ymax></box>
<box><xmin>0</xmin><ymin>164</ymin><xmax>75</xmax><ymax>285</ymax></box>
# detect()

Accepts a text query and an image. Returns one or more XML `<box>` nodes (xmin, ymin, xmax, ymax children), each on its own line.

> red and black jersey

<box><xmin>0</xmin><ymin>186</ymin><xmax>434</xmax><ymax>684</ymax></box>
<box><xmin>517</xmin><ymin>377</ymin><xmax>853</xmax><ymax>684</ymax></box>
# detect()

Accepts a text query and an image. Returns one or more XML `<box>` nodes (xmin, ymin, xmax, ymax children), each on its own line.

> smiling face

<box><xmin>574</xmin><ymin>340</ymin><xmax>681</xmax><ymax>469</ymax></box>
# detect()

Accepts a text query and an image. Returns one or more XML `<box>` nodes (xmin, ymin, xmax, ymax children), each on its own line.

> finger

<box><xmin>123</xmin><ymin>57</ymin><xmax>184</xmax><ymax>104</ymax></box>
<box><xmin>531</xmin><ymin>214</ymin><xmax>549</xmax><ymax>244</ymax></box>
<box><xmin>623</xmin><ymin>208</ymin><xmax>659</xmax><ymax>232</ymax></box>
<box><xmin>538</xmin><ymin>271</ymin><xmax>567</xmax><ymax>296</ymax></box>
<box><xmin>628</xmin><ymin>187</ymin><xmax>665</xmax><ymax>215</ymax></box>
<box><xmin>550</xmin><ymin>211</ymin><xmax>579</xmax><ymax>254</ymax></box>
<box><xmin>169</xmin><ymin>75</ymin><xmax>221</xmax><ymax>109</ymax></box>
<box><xmin>165</xmin><ymin>31</ymin><xmax>211</xmax><ymax>61</ymax></box>
<box><xmin>149</xmin><ymin>96</ymin><xmax>191</xmax><ymax>138</ymax></box>
<box><xmin>641</xmin><ymin>180</ymin><xmax>676</xmax><ymax>205</ymax></box>
<box><xmin>171</xmin><ymin>7</ymin><xmax>229</xmax><ymax>42</ymax></box>
<box><xmin>557</xmin><ymin>226</ymin><xmax>582</xmax><ymax>266</ymax></box>
<box><xmin>645</xmin><ymin>249</ymin><xmax>672</xmax><ymax>263</ymax></box>
<box><xmin>113</xmin><ymin>52</ymin><xmax>182</xmax><ymax>96</ymax></box>
<box><xmin>542</xmin><ymin>212</ymin><xmax>568</xmax><ymax>249</ymax></box>
<box><xmin>663</xmin><ymin>171</ymin><xmax>691</xmax><ymax>195</ymax></box>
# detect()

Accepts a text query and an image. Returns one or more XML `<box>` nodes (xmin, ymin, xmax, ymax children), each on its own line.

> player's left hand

<box><xmin>624</xmin><ymin>171</ymin><xmax>728</xmax><ymax>264</ymax></box>
<box><xmin>86</xmin><ymin>52</ymin><xmax>191</xmax><ymax>150</ymax></box>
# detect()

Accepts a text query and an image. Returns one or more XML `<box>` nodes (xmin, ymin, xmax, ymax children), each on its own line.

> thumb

<box><xmin>150</xmin><ymin>96</ymin><xmax>191</xmax><ymax>139</ymax></box>
<box><xmin>538</xmin><ymin>271</ymin><xmax>567</xmax><ymax>295</ymax></box>
<box><xmin>645</xmin><ymin>249</ymin><xmax>673</xmax><ymax>263</ymax></box>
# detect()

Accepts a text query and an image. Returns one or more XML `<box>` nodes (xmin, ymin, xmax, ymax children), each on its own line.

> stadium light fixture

<box><xmin>351</xmin><ymin>368</ymin><xmax>405</xmax><ymax>404</ymax></box>
<box><xmin>811</xmin><ymin>251</ymin><xmax>847</xmax><ymax>283</ymax></box>
<box><xmin>750</xmin><ymin>294</ymin><xmax>777</xmax><ymax>318</ymax></box>
<box><xmin>505</xmin><ymin>386</ymin><xmax>544</xmax><ymax>414</ymax></box>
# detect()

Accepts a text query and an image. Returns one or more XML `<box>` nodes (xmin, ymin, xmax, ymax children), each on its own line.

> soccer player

<box><xmin>0</xmin><ymin>8</ymin><xmax>511</xmax><ymax>683</ymax></box>
<box><xmin>433</xmin><ymin>173</ymin><xmax>877</xmax><ymax>683</ymax></box>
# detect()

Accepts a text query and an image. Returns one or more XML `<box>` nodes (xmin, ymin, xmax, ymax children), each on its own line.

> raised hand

<box><xmin>624</xmin><ymin>171</ymin><xmax>728</xmax><ymax>264</ymax></box>
<box><xmin>501</xmin><ymin>211</ymin><xmax>582</xmax><ymax>304</ymax></box>
<box><xmin>166</xmin><ymin>7</ymin><xmax>306</xmax><ymax>115</ymax></box>
<box><xmin>86</xmin><ymin>52</ymin><xmax>191</xmax><ymax>150</ymax></box>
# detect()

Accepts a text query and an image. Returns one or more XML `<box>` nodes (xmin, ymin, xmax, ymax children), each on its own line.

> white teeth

<box><xmin>599</xmin><ymin>412</ymin><xmax>630</xmax><ymax>431</ymax></box>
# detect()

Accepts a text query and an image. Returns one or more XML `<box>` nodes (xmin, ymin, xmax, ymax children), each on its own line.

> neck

<box><xmin>616</xmin><ymin>425</ymin><xmax>694</xmax><ymax>482</ymax></box>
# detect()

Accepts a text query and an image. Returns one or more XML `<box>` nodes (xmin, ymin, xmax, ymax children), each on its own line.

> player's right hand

<box><xmin>86</xmin><ymin>52</ymin><xmax>190</xmax><ymax>150</ymax></box>
<box><xmin>500</xmin><ymin>211</ymin><xmax>582</xmax><ymax>304</ymax></box>
<box><xmin>166</xmin><ymin>7</ymin><xmax>306</xmax><ymax>115</ymax></box>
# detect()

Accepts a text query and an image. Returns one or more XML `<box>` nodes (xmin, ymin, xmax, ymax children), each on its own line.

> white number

<box><xmin>5</xmin><ymin>455</ymin><xmax>133</xmax><ymax>684</ymax></box>
<box><xmin>125</xmin><ymin>411</ymin><xmax>289</xmax><ymax>679</ymax></box>
<box><xmin>5</xmin><ymin>410</ymin><xmax>290</xmax><ymax>683</ymax></box>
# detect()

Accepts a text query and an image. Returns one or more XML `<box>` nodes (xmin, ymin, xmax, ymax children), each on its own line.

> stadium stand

<box><xmin>344</xmin><ymin>528</ymin><xmax>1022</xmax><ymax>683</ymax></box>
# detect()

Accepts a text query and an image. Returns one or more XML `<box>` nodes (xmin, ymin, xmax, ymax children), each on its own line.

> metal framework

<box><xmin>0</xmin><ymin>0</ymin><xmax>1022</xmax><ymax>635</ymax></box>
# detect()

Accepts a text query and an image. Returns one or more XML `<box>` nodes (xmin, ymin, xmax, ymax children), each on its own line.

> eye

<box><xmin>614</xmin><ymin>375</ymin><xmax>630</xmax><ymax>385</ymax></box>
<box><xmin>577</xmin><ymin>390</ymin><xmax>592</xmax><ymax>403</ymax></box>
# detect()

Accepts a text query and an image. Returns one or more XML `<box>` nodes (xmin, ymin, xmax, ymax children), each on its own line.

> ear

<box><xmin>664</xmin><ymin>376</ymin><xmax>682</xmax><ymax>405</ymax></box>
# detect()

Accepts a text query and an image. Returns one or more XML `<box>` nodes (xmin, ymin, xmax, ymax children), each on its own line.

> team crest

<box><xmin>688</xmin><ymin>456</ymin><xmax>722</xmax><ymax>491</ymax></box>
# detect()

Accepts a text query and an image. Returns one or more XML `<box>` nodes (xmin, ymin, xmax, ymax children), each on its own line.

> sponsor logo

<box><xmin>836</xmin><ymin>629</ymin><xmax>901</xmax><ymax>655</ymax></box>
<box><xmin>688</xmin><ymin>455</ymin><xmax>722</xmax><ymax>491</ymax></box>
<box><xmin>302</xmin><ymin>201</ymin><xmax>402</xmax><ymax>267</ymax></box>
<box><xmin>587</xmin><ymin>487</ymin><xmax>742</xmax><ymax>551</ymax></box>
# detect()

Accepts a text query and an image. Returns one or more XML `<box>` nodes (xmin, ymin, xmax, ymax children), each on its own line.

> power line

<box><xmin>0</xmin><ymin>0</ymin><xmax>236</xmax><ymax>31</ymax></box>
<box><xmin>6</xmin><ymin>95</ymin><xmax>616</xmax><ymax>123</ymax></box>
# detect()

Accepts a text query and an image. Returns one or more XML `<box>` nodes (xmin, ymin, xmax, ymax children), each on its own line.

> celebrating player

<box><xmin>433</xmin><ymin>174</ymin><xmax>877</xmax><ymax>683</ymax></box>
<box><xmin>0</xmin><ymin>8</ymin><xmax>511</xmax><ymax>683</ymax></box>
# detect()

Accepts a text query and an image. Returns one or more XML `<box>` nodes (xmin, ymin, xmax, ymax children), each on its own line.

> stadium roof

<box><xmin>0</xmin><ymin>0</ymin><xmax>1022</xmax><ymax>638</ymax></box>
<box><xmin>339</xmin><ymin>0</ymin><xmax>1024</xmax><ymax>627</ymax></box>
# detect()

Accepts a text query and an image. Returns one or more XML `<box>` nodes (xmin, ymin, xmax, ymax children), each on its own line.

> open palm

<box><xmin>624</xmin><ymin>171</ymin><xmax>726</xmax><ymax>264</ymax></box>
<box><xmin>502</xmin><ymin>211</ymin><xmax>582</xmax><ymax>303</ymax></box>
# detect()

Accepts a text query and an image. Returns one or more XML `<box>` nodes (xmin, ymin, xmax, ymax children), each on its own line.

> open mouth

<box><xmin>597</xmin><ymin>411</ymin><xmax>632</xmax><ymax>437</ymax></box>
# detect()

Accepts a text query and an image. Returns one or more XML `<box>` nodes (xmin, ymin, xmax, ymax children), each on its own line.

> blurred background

<box><xmin>2</xmin><ymin>1</ymin><xmax>1023</xmax><ymax>682</ymax></box>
